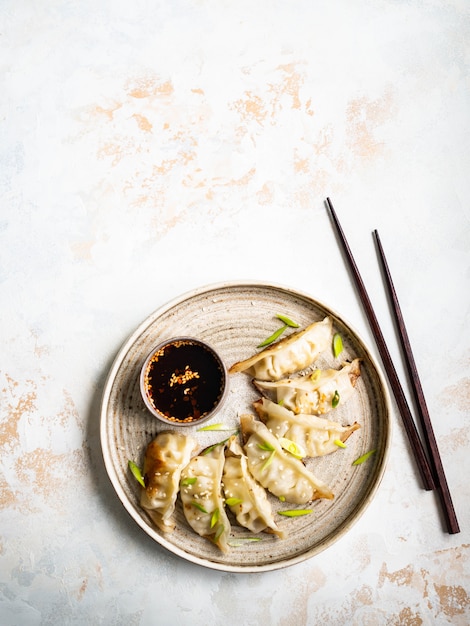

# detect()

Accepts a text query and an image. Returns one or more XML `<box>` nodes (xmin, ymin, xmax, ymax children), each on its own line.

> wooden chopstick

<box><xmin>373</xmin><ymin>229</ymin><xmax>460</xmax><ymax>534</ymax></box>
<box><xmin>325</xmin><ymin>197</ymin><xmax>436</xmax><ymax>492</ymax></box>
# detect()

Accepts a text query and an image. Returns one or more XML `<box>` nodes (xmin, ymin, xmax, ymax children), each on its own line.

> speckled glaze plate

<box><xmin>100</xmin><ymin>282</ymin><xmax>391</xmax><ymax>572</ymax></box>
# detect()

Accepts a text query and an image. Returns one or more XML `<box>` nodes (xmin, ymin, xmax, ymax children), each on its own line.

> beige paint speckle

<box><xmin>15</xmin><ymin>447</ymin><xmax>87</xmax><ymax>510</ymax></box>
<box><xmin>439</xmin><ymin>425</ymin><xmax>470</xmax><ymax>455</ymax></box>
<box><xmin>233</xmin><ymin>91</ymin><xmax>268</xmax><ymax>125</ymax></box>
<box><xmin>346</xmin><ymin>89</ymin><xmax>395</xmax><ymax>158</ymax></box>
<box><xmin>378</xmin><ymin>562</ymin><xmax>426</xmax><ymax>592</ymax></box>
<box><xmin>1</xmin><ymin>376</ymin><xmax>86</xmax><ymax>512</ymax></box>
<box><xmin>313</xmin><ymin>126</ymin><xmax>333</xmax><ymax>156</ymax></box>
<box><xmin>226</xmin><ymin>167</ymin><xmax>257</xmax><ymax>188</ymax></box>
<box><xmin>272</xmin><ymin>63</ymin><xmax>303</xmax><ymax>110</ymax></box>
<box><xmin>71</xmin><ymin>240</ymin><xmax>95</xmax><ymax>261</ymax></box>
<box><xmin>97</xmin><ymin>140</ymin><xmax>129</xmax><ymax>166</ymax></box>
<box><xmin>355</xmin><ymin>584</ymin><xmax>374</xmax><ymax>606</ymax></box>
<box><xmin>395</xmin><ymin>606</ymin><xmax>424</xmax><ymax>626</ymax></box>
<box><xmin>1</xmin><ymin>376</ymin><xmax>36</xmax><ymax>508</ymax></box>
<box><xmin>293</xmin><ymin>150</ymin><xmax>309</xmax><ymax>173</ymax></box>
<box><xmin>305</xmin><ymin>98</ymin><xmax>314</xmax><ymax>116</ymax></box>
<box><xmin>434</xmin><ymin>584</ymin><xmax>470</xmax><ymax>618</ymax></box>
<box><xmin>440</xmin><ymin>377</ymin><xmax>470</xmax><ymax>412</ymax></box>
<box><xmin>256</xmin><ymin>182</ymin><xmax>274</xmax><ymax>205</ymax></box>
<box><xmin>0</xmin><ymin>375</ymin><xmax>35</xmax><ymax>451</ymax></box>
<box><xmin>0</xmin><ymin>473</ymin><xmax>16</xmax><ymax>509</ymax></box>
<box><xmin>132</xmin><ymin>113</ymin><xmax>153</xmax><ymax>132</ymax></box>
<box><xmin>58</xmin><ymin>389</ymin><xmax>81</xmax><ymax>429</ymax></box>
<box><xmin>308</xmin><ymin>565</ymin><xmax>327</xmax><ymax>592</ymax></box>
<box><xmin>87</xmin><ymin>102</ymin><xmax>123</xmax><ymax>120</ymax></box>
<box><xmin>375</xmin><ymin>547</ymin><xmax>470</xmax><ymax>622</ymax></box>
<box><xmin>127</xmin><ymin>76</ymin><xmax>174</xmax><ymax>99</ymax></box>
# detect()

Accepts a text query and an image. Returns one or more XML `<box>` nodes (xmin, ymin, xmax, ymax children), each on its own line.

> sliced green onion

<box><xmin>352</xmin><ymin>449</ymin><xmax>376</xmax><ymax>465</ymax></box>
<box><xmin>181</xmin><ymin>477</ymin><xmax>197</xmax><ymax>486</ymax></box>
<box><xmin>276</xmin><ymin>314</ymin><xmax>300</xmax><ymax>328</ymax></box>
<box><xmin>213</xmin><ymin>524</ymin><xmax>225</xmax><ymax>541</ymax></box>
<box><xmin>333</xmin><ymin>333</ymin><xmax>343</xmax><ymax>358</ymax></box>
<box><xmin>228</xmin><ymin>537</ymin><xmax>263</xmax><ymax>547</ymax></box>
<box><xmin>191</xmin><ymin>501</ymin><xmax>208</xmax><ymax>514</ymax></box>
<box><xmin>310</xmin><ymin>369</ymin><xmax>321</xmax><ymax>383</ymax></box>
<box><xmin>210</xmin><ymin>508</ymin><xmax>220</xmax><ymax>528</ymax></box>
<box><xmin>257</xmin><ymin>325</ymin><xmax>287</xmax><ymax>348</ymax></box>
<box><xmin>278</xmin><ymin>509</ymin><xmax>313</xmax><ymax>517</ymax></box>
<box><xmin>279</xmin><ymin>437</ymin><xmax>306</xmax><ymax>459</ymax></box>
<box><xmin>225</xmin><ymin>497</ymin><xmax>243</xmax><ymax>506</ymax></box>
<box><xmin>279</xmin><ymin>495</ymin><xmax>286</xmax><ymax>502</ymax></box>
<box><xmin>334</xmin><ymin>439</ymin><xmax>347</xmax><ymax>449</ymax></box>
<box><xmin>332</xmin><ymin>390</ymin><xmax>340</xmax><ymax>408</ymax></box>
<box><xmin>261</xmin><ymin>449</ymin><xmax>276</xmax><ymax>472</ymax></box>
<box><xmin>202</xmin><ymin>434</ymin><xmax>236</xmax><ymax>455</ymax></box>
<box><xmin>257</xmin><ymin>441</ymin><xmax>275</xmax><ymax>452</ymax></box>
<box><xmin>128</xmin><ymin>460</ymin><xmax>145</xmax><ymax>487</ymax></box>
<box><xmin>197</xmin><ymin>423</ymin><xmax>232</xmax><ymax>432</ymax></box>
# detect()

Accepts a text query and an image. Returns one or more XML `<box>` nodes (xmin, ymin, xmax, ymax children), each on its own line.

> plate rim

<box><xmin>99</xmin><ymin>280</ymin><xmax>392</xmax><ymax>572</ymax></box>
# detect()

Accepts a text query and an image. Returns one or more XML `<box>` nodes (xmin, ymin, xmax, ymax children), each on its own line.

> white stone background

<box><xmin>1</xmin><ymin>0</ymin><xmax>469</xmax><ymax>624</ymax></box>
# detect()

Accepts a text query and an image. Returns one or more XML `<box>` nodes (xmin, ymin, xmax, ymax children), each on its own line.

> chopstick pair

<box><xmin>325</xmin><ymin>197</ymin><xmax>459</xmax><ymax>535</ymax></box>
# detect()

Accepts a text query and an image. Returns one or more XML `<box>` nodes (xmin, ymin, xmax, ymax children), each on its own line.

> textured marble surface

<box><xmin>1</xmin><ymin>1</ymin><xmax>469</xmax><ymax>624</ymax></box>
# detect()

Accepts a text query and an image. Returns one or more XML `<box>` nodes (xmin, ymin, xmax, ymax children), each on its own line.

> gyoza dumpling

<box><xmin>254</xmin><ymin>359</ymin><xmax>361</xmax><ymax>415</ymax></box>
<box><xmin>223</xmin><ymin>437</ymin><xmax>286</xmax><ymax>538</ymax></box>
<box><xmin>254</xmin><ymin>397</ymin><xmax>360</xmax><ymax>457</ymax></box>
<box><xmin>140</xmin><ymin>431</ymin><xmax>198</xmax><ymax>533</ymax></box>
<box><xmin>240</xmin><ymin>414</ymin><xmax>334</xmax><ymax>504</ymax></box>
<box><xmin>229</xmin><ymin>317</ymin><xmax>333</xmax><ymax>381</ymax></box>
<box><xmin>180</xmin><ymin>444</ymin><xmax>231</xmax><ymax>553</ymax></box>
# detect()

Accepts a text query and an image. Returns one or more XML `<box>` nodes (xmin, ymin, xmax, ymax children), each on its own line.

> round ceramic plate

<box><xmin>100</xmin><ymin>282</ymin><xmax>391</xmax><ymax>572</ymax></box>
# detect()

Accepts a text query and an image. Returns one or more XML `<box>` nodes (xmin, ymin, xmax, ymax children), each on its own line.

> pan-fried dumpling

<box><xmin>229</xmin><ymin>317</ymin><xmax>333</xmax><ymax>381</ymax></box>
<box><xmin>223</xmin><ymin>437</ymin><xmax>286</xmax><ymax>538</ymax></box>
<box><xmin>180</xmin><ymin>444</ymin><xmax>231</xmax><ymax>553</ymax></box>
<box><xmin>140</xmin><ymin>431</ymin><xmax>198</xmax><ymax>533</ymax></box>
<box><xmin>253</xmin><ymin>359</ymin><xmax>361</xmax><ymax>415</ymax></box>
<box><xmin>240</xmin><ymin>414</ymin><xmax>334</xmax><ymax>504</ymax></box>
<box><xmin>254</xmin><ymin>397</ymin><xmax>360</xmax><ymax>457</ymax></box>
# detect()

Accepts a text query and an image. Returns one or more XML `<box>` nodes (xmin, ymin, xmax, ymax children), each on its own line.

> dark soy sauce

<box><xmin>144</xmin><ymin>340</ymin><xmax>225</xmax><ymax>423</ymax></box>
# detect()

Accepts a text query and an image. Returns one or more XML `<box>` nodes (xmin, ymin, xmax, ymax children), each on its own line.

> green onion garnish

<box><xmin>210</xmin><ymin>508</ymin><xmax>220</xmax><ymax>528</ymax></box>
<box><xmin>228</xmin><ymin>537</ymin><xmax>263</xmax><ymax>547</ymax></box>
<box><xmin>225</xmin><ymin>497</ymin><xmax>243</xmax><ymax>506</ymax></box>
<box><xmin>128</xmin><ymin>460</ymin><xmax>145</xmax><ymax>487</ymax></box>
<box><xmin>181</xmin><ymin>477</ymin><xmax>197</xmax><ymax>486</ymax></box>
<box><xmin>333</xmin><ymin>333</ymin><xmax>343</xmax><ymax>358</ymax></box>
<box><xmin>276</xmin><ymin>314</ymin><xmax>300</xmax><ymax>328</ymax></box>
<box><xmin>261</xmin><ymin>449</ymin><xmax>276</xmax><ymax>472</ymax></box>
<box><xmin>352</xmin><ymin>450</ymin><xmax>376</xmax><ymax>465</ymax></box>
<box><xmin>191</xmin><ymin>501</ymin><xmax>208</xmax><ymax>514</ymax></box>
<box><xmin>278</xmin><ymin>509</ymin><xmax>313</xmax><ymax>517</ymax></box>
<box><xmin>257</xmin><ymin>441</ymin><xmax>275</xmax><ymax>452</ymax></box>
<box><xmin>202</xmin><ymin>434</ymin><xmax>236</xmax><ymax>455</ymax></box>
<box><xmin>257</xmin><ymin>325</ymin><xmax>287</xmax><ymax>348</ymax></box>
<box><xmin>279</xmin><ymin>437</ymin><xmax>306</xmax><ymax>459</ymax></box>
<box><xmin>213</xmin><ymin>524</ymin><xmax>225</xmax><ymax>541</ymax></box>
<box><xmin>332</xmin><ymin>390</ymin><xmax>340</xmax><ymax>408</ymax></box>
<box><xmin>310</xmin><ymin>369</ymin><xmax>321</xmax><ymax>382</ymax></box>
<box><xmin>197</xmin><ymin>423</ymin><xmax>232</xmax><ymax>432</ymax></box>
<box><xmin>334</xmin><ymin>439</ymin><xmax>347</xmax><ymax>449</ymax></box>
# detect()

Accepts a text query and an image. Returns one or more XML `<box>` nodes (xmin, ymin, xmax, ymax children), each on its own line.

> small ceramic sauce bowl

<box><xmin>140</xmin><ymin>337</ymin><xmax>228</xmax><ymax>427</ymax></box>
